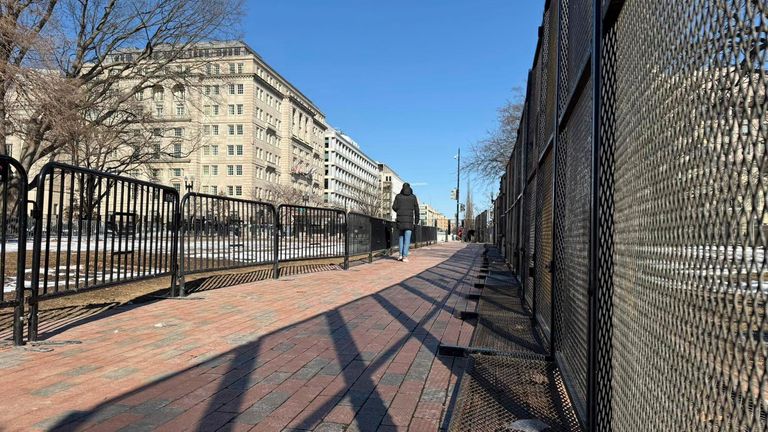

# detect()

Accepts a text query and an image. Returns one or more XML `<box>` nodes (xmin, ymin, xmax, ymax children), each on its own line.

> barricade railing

<box><xmin>0</xmin><ymin>156</ymin><xmax>29</xmax><ymax>345</ymax></box>
<box><xmin>177</xmin><ymin>193</ymin><xmax>278</xmax><ymax>296</ymax></box>
<box><xmin>277</xmin><ymin>205</ymin><xmax>347</xmax><ymax>268</ymax></box>
<box><xmin>27</xmin><ymin>162</ymin><xmax>180</xmax><ymax>341</ymax></box>
<box><xmin>0</xmin><ymin>156</ymin><xmax>439</xmax><ymax>344</ymax></box>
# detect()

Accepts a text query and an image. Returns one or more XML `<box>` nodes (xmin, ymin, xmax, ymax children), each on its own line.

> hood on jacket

<box><xmin>400</xmin><ymin>183</ymin><xmax>413</xmax><ymax>196</ymax></box>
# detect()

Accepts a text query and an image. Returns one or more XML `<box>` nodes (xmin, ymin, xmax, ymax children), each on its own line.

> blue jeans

<box><xmin>399</xmin><ymin>229</ymin><xmax>412</xmax><ymax>257</ymax></box>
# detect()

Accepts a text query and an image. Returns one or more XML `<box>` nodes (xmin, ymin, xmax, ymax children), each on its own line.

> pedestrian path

<box><xmin>0</xmin><ymin>242</ymin><xmax>484</xmax><ymax>432</ymax></box>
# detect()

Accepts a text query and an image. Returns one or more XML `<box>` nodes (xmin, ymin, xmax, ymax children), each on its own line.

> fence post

<box><xmin>170</xmin><ymin>194</ymin><xmax>181</xmax><ymax>297</ymax></box>
<box><xmin>4</xmin><ymin>158</ymin><xmax>29</xmax><ymax>346</ymax></box>
<box><xmin>368</xmin><ymin>217</ymin><xmax>373</xmax><ymax>263</ymax></box>
<box><xmin>27</xmin><ymin>166</ymin><xmax>49</xmax><ymax>342</ymax></box>
<box><xmin>273</xmin><ymin>205</ymin><xmax>280</xmax><ymax>279</ymax></box>
<box><xmin>343</xmin><ymin>212</ymin><xmax>349</xmax><ymax>270</ymax></box>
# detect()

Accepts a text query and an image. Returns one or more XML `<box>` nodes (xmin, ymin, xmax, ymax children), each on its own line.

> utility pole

<box><xmin>455</xmin><ymin>148</ymin><xmax>460</xmax><ymax>241</ymax></box>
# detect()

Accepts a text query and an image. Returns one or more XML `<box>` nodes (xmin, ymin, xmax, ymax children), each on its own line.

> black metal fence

<box><xmin>177</xmin><ymin>193</ymin><xmax>278</xmax><ymax>296</ymax></box>
<box><xmin>493</xmin><ymin>0</ymin><xmax>767</xmax><ymax>430</ymax></box>
<box><xmin>0</xmin><ymin>162</ymin><xmax>438</xmax><ymax>345</ymax></box>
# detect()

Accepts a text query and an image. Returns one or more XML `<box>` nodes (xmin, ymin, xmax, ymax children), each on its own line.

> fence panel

<box><xmin>595</xmin><ymin>1</ymin><xmax>768</xmax><ymax>430</ymax></box>
<box><xmin>0</xmin><ymin>157</ymin><xmax>28</xmax><ymax>345</ymax></box>
<box><xmin>347</xmin><ymin>213</ymin><xmax>372</xmax><ymax>257</ymax></box>
<box><xmin>278</xmin><ymin>205</ymin><xmax>346</xmax><ymax>263</ymax></box>
<box><xmin>178</xmin><ymin>193</ymin><xmax>278</xmax><ymax>295</ymax></box>
<box><xmin>371</xmin><ymin>219</ymin><xmax>394</xmax><ymax>253</ymax></box>
<box><xmin>28</xmin><ymin>162</ymin><xmax>179</xmax><ymax>340</ymax></box>
<box><xmin>535</xmin><ymin>151</ymin><xmax>554</xmax><ymax>340</ymax></box>
<box><xmin>523</xmin><ymin>176</ymin><xmax>537</xmax><ymax>308</ymax></box>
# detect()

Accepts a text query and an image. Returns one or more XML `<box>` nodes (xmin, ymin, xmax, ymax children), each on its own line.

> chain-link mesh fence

<box><xmin>490</xmin><ymin>0</ymin><xmax>767</xmax><ymax>430</ymax></box>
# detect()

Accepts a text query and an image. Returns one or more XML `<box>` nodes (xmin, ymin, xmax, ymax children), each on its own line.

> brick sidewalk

<box><xmin>0</xmin><ymin>243</ymin><xmax>483</xmax><ymax>432</ymax></box>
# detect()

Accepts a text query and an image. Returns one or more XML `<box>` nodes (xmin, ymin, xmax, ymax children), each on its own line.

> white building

<box><xmin>323</xmin><ymin>129</ymin><xmax>380</xmax><ymax>215</ymax></box>
<box><xmin>378</xmin><ymin>163</ymin><xmax>405</xmax><ymax>221</ymax></box>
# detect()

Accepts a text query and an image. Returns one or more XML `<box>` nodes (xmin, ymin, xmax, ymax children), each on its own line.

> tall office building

<box><xmin>323</xmin><ymin>129</ymin><xmax>380</xmax><ymax>215</ymax></box>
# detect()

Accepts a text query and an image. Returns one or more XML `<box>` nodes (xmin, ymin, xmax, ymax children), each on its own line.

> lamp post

<box><xmin>184</xmin><ymin>175</ymin><xmax>194</xmax><ymax>193</ymax></box>
<box><xmin>455</xmin><ymin>148</ymin><xmax>460</xmax><ymax>241</ymax></box>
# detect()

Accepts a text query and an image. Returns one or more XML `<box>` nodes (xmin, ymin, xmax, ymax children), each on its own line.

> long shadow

<box><xmin>287</xmin><ymin>248</ymin><xmax>481</xmax><ymax>431</ymax></box>
<box><xmin>45</xmin><ymin>244</ymin><xmax>482</xmax><ymax>431</ymax></box>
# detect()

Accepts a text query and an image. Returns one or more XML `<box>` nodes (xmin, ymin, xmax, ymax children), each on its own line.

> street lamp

<box><xmin>184</xmin><ymin>175</ymin><xmax>194</xmax><ymax>193</ymax></box>
<box><xmin>454</xmin><ymin>149</ymin><xmax>460</xmax><ymax>241</ymax></box>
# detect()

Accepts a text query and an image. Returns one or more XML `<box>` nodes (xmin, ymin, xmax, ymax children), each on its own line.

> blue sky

<box><xmin>242</xmin><ymin>0</ymin><xmax>544</xmax><ymax>219</ymax></box>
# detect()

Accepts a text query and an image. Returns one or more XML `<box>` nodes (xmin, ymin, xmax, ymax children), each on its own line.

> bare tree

<box><xmin>464</xmin><ymin>88</ymin><xmax>524</xmax><ymax>183</ymax></box>
<box><xmin>0</xmin><ymin>0</ymin><xmax>243</xmax><ymax>175</ymax></box>
<box><xmin>265</xmin><ymin>183</ymin><xmax>324</xmax><ymax>207</ymax></box>
<box><xmin>347</xmin><ymin>184</ymin><xmax>383</xmax><ymax>218</ymax></box>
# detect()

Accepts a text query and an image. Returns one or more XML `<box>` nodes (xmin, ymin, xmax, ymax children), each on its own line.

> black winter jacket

<box><xmin>392</xmin><ymin>183</ymin><xmax>420</xmax><ymax>231</ymax></box>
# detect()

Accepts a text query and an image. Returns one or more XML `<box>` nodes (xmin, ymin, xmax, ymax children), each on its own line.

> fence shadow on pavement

<box><xmin>41</xmin><ymin>245</ymin><xmax>480</xmax><ymax>432</ymax></box>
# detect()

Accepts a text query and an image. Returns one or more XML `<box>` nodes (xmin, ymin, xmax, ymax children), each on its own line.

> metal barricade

<box><xmin>177</xmin><ymin>193</ymin><xmax>278</xmax><ymax>296</ymax></box>
<box><xmin>277</xmin><ymin>205</ymin><xmax>347</xmax><ymax>268</ymax></box>
<box><xmin>27</xmin><ymin>162</ymin><xmax>180</xmax><ymax>341</ymax></box>
<box><xmin>0</xmin><ymin>157</ymin><xmax>28</xmax><ymax>345</ymax></box>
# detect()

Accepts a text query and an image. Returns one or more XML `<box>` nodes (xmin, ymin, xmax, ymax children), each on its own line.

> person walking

<box><xmin>392</xmin><ymin>183</ymin><xmax>420</xmax><ymax>262</ymax></box>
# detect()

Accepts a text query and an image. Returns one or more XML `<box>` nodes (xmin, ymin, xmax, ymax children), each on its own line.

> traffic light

<box><xmin>450</xmin><ymin>189</ymin><xmax>457</xmax><ymax>200</ymax></box>
<box><xmin>460</xmin><ymin>203</ymin><xmax>466</xmax><ymax>212</ymax></box>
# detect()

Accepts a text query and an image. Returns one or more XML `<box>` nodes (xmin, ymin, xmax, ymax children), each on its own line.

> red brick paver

<box><xmin>0</xmin><ymin>243</ymin><xmax>483</xmax><ymax>432</ymax></box>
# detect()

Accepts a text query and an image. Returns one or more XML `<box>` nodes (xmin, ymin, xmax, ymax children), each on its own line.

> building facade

<box><xmin>418</xmin><ymin>203</ymin><xmax>448</xmax><ymax>231</ymax></box>
<box><xmin>126</xmin><ymin>41</ymin><xmax>328</xmax><ymax>201</ymax></box>
<box><xmin>323</xmin><ymin>129</ymin><xmax>380</xmax><ymax>215</ymax></box>
<box><xmin>378</xmin><ymin>163</ymin><xmax>404</xmax><ymax>221</ymax></box>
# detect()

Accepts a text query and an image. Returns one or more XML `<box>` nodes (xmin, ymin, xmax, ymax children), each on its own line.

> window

<box><xmin>237</xmin><ymin>84</ymin><xmax>244</xmax><ymax>94</ymax></box>
<box><xmin>204</xmin><ymin>85</ymin><xmax>211</xmax><ymax>95</ymax></box>
<box><xmin>172</xmin><ymin>183</ymin><xmax>181</xmax><ymax>192</ymax></box>
<box><xmin>204</xmin><ymin>105</ymin><xmax>211</xmax><ymax>115</ymax></box>
<box><xmin>236</xmin><ymin>145</ymin><xmax>243</xmax><ymax>155</ymax></box>
<box><xmin>227</xmin><ymin>145</ymin><xmax>235</xmax><ymax>156</ymax></box>
<box><xmin>236</xmin><ymin>124</ymin><xmax>244</xmax><ymax>135</ymax></box>
<box><xmin>202</xmin><ymin>185</ymin><xmax>209</xmax><ymax>194</ymax></box>
<box><xmin>211</xmin><ymin>145</ymin><xmax>219</xmax><ymax>155</ymax></box>
<box><xmin>211</xmin><ymin>165</ymin><xmax>219</xmax><ymax>176</ymax></box>
<box><xmin>237</xmin><ymin>63</ymin><xmax>244</xmax><ymax>73</ymax></box>
<box><xmin>153</xmin><ymin>128</ymin><xmax>162</xmax><ymax>137</ymax></box>
<box><xmin>172</xmin><ymin>85</ymin><xmax>185</xmax><ymax>100</ymax></box>
<box><xmin>153</xmin><ymin>86</ymin><xmax>164</xmax><ymax>101</ymax></box>
<box><xmin>237</xmin><ymin>104</ymin><xmax>243</xmax><ymax>115</ymax></box>
<box><xmin>228</xmin><ymin>104</ymin><xmax>235</xmax><ymax>115</ymax></box>
<box><xmin>176</xmin><ymin>104</ymin><xmax>185</xmax><ymax>117</ymax></box>
<box><xmin>235</xmin><ymin>186</ymin><xmax>242</xmax><ymax>196</ymax></box>
<box><xmin>213</xmin><ymin>85</ymin><xmax>220</xmax><ymax>95</ymax></box>
<box><xmin>211</xmin><ymin>185</ymin><xmax>218</xmax><ymax>194</ymax></box>
<box><xmin>228</xmin><ymin>84</ymin><xmax>235</xmax><ymax>95</ymax></box>
<box><xmin>227</xmin><ymin>186</ymin><xmax>234</xmax><ymax>196</ymax></box>
<box><xmin>212</xmin><ymin>105</ymin><xmax>219</xmax><ymax>116</ymax></box>
<box><xmin>173</xmin><ymin>143</ymin><xmax>182</xmax><ymax>158</ymax></box>
<box><xmin>203</xmin><ymin>165</ymin><xmax>210</xmax><ymax>175</ymax></box>
<box><xmin>155</xmin><ymin>104</ymin><xmax>164</xmax><ymax>117</ymax></box>
<box><xmin>174</xmin><ymin>127</ymin><xmax>183</xmax><ymax>137</ymax></box>
<box><xmin>228</xmin><ymin>165</ymin><xmax>234</xmax><ymax>176</ymax></box>
<box><xmin>212</xmin><ymin>125</ymin><xmax>219</xmax><ymax>136</ymax></box>
<box><xmin>236</xmin><ymin>165</ymin><xmax>243</xmax><ymax>176</ymax></box>
<box><xmin>228</xmin><ymin>124</ymin><xmax>235</xmax><ymax>135</ymax></box>
<box><xmin>134</xmin><ymin>90</ymin><xmax>144</xmax><ymax>101</ymax></box>
<box><xmin>213</xmin><ymin>64</ymin><xmax>220</xmax><ymax>75</ymax></box>
<box><xmin>228</xmin><ymin>63</ymin><xmax>236</xmax><ymax>74</ymax></box>
<box><xmin>172</xmin><ymin>168</ymin><xmax>182</xmax><ymax>177</ymax></box>
<box><xmin>203</xmin><ymin>125</ymin><xmax>210</xmax><ymax>136</ymax></box>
